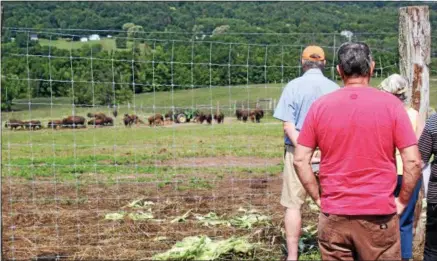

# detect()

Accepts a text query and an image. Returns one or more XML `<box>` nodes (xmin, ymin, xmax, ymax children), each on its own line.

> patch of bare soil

<box><xmin>159</xmin><ymin>156</ymin><xmax>281</xmax><ymax>168</ymax></box>
<box><xmin>2</xmin><ymin>173</ymin><xmax>319</xmax><ymax>260</ymax></box>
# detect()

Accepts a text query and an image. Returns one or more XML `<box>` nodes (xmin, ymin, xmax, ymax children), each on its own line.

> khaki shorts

<box><xmin>280</xmin><ymin>145</ymin><xmax>308</xmax><ymax>209</ymax></box>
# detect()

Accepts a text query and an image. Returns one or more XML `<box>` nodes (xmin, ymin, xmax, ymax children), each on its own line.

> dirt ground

<box><xmin>1</xmin><ymin>164</ymin><xmax>425</xmax><ymax>260</ymax></box>
<box><xmin>2</xmin><ymin>173</ymin><xmax>319</xmax><ymax>260</ymax></box>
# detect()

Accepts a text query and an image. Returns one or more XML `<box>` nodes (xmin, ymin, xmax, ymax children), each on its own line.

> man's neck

<box><xmin>343</xmin><ymin>76</ymin><xmax>370</xmax><ymax>87</ymax></box>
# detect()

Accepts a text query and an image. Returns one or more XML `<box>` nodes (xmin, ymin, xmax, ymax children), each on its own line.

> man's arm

<box><xmin>294</xmin><ymin>145</ymin><xmax>321</xmax><ymax>207</ymax></box>
<box><xmin>396</xmin><ymin>145</ymin><xmax>422</xmax><ymax>214</ymax></box>
<box><xmin>284</xmin><ymin>122</ymin><xmax>299</xmax><ymax>147</ymax></box>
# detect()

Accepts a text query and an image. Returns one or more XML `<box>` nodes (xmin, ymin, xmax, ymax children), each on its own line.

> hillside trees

<box><xmin>2</xmin><ymin>2</ymin><xmax>433</xmax><ymax>109</ymax></box>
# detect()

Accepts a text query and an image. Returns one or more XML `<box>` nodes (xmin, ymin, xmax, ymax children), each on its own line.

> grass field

<box><xmin>2</xmin><ymin>78</ymin><xmax>433</xmax><ymax>260</ymax></box>
<box><xmin>38</xmin><ymin>37</ymin><xmax>147</xmax><ymax>52</ymax></box>
<box><xmin>4</xmin><ymin>78</ymin><xmax>436</xmax><ymax>121</ymax></box>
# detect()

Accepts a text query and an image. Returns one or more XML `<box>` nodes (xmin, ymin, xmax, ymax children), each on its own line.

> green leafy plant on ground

<box><xmin>152</xmin><ymin>235</ymin><xmax>255</xmax><ymax>260</ymax></box>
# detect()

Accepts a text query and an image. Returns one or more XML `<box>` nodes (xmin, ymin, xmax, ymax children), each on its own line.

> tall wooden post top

<box><xmin>398</xmin><ymin>5</ymin><xmax>430</xmax><ymax>116</ymax></box>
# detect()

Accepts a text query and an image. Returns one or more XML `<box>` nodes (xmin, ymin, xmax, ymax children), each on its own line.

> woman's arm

<box><xmin>416</xmin><ymin>113</ymin><xmax>425</xmax><ymax>139</ymax></box>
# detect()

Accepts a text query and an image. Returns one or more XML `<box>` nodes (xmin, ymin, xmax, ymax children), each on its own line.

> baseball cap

<box><xmin>378</xmin><ymin>74</ymin><xmax>408</xmax><ymax>95</ymax></box>
<box><xmin>302</xmin><ymin>45</ymin><xmax>325</xmax><ymax>61</ymax></box>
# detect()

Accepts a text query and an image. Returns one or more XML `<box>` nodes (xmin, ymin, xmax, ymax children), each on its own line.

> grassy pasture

<box><xmin>38</xmin><ymin>37</ymin><xmax>147</xmax><ymax>52</ymax></box>
<box><xmin>6</xmin><ymin>78</ymin><xmax>437</xmax><ymax>121</ymax></box>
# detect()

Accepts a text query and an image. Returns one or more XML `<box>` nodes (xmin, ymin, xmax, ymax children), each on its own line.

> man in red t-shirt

<box><xmin>293</xmin><ymin>42</ymin><xmax>422</xmax><ymax>260</ymax></box>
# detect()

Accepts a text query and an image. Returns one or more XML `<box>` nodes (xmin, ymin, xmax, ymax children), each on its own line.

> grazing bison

<box><xmin>148</xmin><ymin>113</ymin><xmax>164</xmax><ymax>126</ymax></box>
<box><xmin>123</xmin><ymin>114</ymin><xmax>133</xmax><ymax>127</ymax></box>
<box><xmin>241</xmin><ymin>110</ymin><xmax>249</xmax><ymax>122</ymax></box>
<box><xmin>5</xmin><ymin>119</ymin><xmax>24</xmax><ymax>130</ymax></box>
<box><xmin>197</xmin><ymin>112</ymin><xmax>213</xmax><ymax>124</ymax></box>
<box><xmin>214</xmin><ymin>112</ymin><xmax>225</xmax><ymax>124</ymax></box>
<box><xmin>103</xmin><ymin>116</ymin><xmax>114</xmax><ymax>126</ymax></box>
<box><xmin>250</xmin><ymin>108</ymin><xmax>264</xmax><ymax>123</ymax></box>
<box><xmin>87</xmin><ymin>112</ymin><xmax>107</xmax><ymax>120</ymax></box>
<box><xmin>48</xmin><ymin>120</ymin><xmax>62</xmax><ymax>129</ymax></box>
<box><xmin>132</xmin><ymin>114</ymin><xmax>144</xmax><ymax>125</ymax></box>
<box><xmin>123</xmin><ymin>114</ymin><xmax>143</xmax><ymax>127</ymax></box>
<box><xmin>62</xmin><ymin>116</ymin><xmax>86</xmax><ymax>128</ymax></box>
<box><xmin>88</xmin><ymin>118</ymin><xmax>105</xmax><ymax>127</ymax></box>
<box><xmin>23</xmin><ymin>120</ymin><xmax>42</xmax><ymax>130</ymax></box>
<box><xmin>235</xmin><ymin>109</ymin><xmax>244</xmax><ymax>121</ymax></box>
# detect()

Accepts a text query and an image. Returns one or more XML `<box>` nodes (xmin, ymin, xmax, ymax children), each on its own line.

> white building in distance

<box><xmin>88</xmin><ymin>34</ymin><xmax>100</xmax><ymax>41</ymax></box>
<box><xmin>30</xmin><ymin>34</ymin><xmax>38</xmax><ymax>41</ymax></box>
<box><xmin>80</xmin><ymin>37</ymin><xmax>88</xmax><ymax>42</ymax></box>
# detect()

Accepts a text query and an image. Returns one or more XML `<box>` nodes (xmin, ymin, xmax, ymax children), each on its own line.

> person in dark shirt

<box><xmin>419</xmin><ymin>113</ymin><xmax>437</xmax><ymax>261</ymax></box>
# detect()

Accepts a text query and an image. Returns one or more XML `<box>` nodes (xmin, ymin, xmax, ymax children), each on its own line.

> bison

<box><xmin>87</xmin><ymin>112</ymin><xmax>107</xmax><ymax>120</ymax></box>
<box><xmin>48</xmin><ymin>120</ymin><xmax>62</xmax><ymax>129</ymax></box>
<box><xmin>5</xmin><ymin>119</ymin><xmax>24</xmax><ymax>130</ymax></box>
<box><xmin>165</xmin><ymin>111</ymin><xmax>173</xmax><ymax>121</ymax></box>
<box><xmin>241</xmin><ymin>110</ymin><xmax>249</xmax><ymax>122</ymax></box>
<box><xmin>197</xmin><ymin>112</ymin><xmax>213</xmax><ymax>124</ymax></box>
<box><xmin>123</xmin><ymin>114</ymin><xmax>143</xmax><ymax>127</ymax></box>
<box><xmin>148</xmin><ymin>113</ymin><xmax>164</xmax><ymax>127</ymax></box>
<box><xmin>103</xmin><ymin>116</ymin><xmax>114</xmax><ymax>126</ymax></box>
<box><xmin>235</xmin><ymin>109</ymin><xmax>243</xmax><ymax>121</ymax></box>
<box><xmin>123</xmin><ymin>114</ymin><xmax>133</xmax><ymax>127</ymax></box>
<box><xmin>88</xmin><ymin>118</ymin><xmax>105</xmax><ymax>127</ymax></box>
<box><xmin>250</xmin><ymin>108</ymin><xmax>264</xmax><ymax>123</ymax></box>
<box><xmin>62</xmin><ymin>116</ymin><xmax>86</xmax><ymax>128</ymax></box>
<box><xmin>23</xmin><ymin>120</ymin><xmax>42</xmax><ymax>130</ymax></box>
<box><xmin>214</xmin><ymin>112</ymin><xmax>225</xmax><ymax>124</ymax></box>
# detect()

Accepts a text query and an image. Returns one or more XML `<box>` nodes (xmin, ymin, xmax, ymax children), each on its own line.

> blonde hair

<box><xmin>378</xmin><ymin>74</ymin><xmax>408</xmax><ymax>103</ymax></box>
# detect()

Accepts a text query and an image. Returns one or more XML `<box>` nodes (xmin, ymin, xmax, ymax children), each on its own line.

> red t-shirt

<box><xmin>298</xmin><ymin>86</ymin><xmax>417</xmax><ymax>215</ymax></box>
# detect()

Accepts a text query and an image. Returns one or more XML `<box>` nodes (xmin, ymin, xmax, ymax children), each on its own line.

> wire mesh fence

<box><xmin>1</xmin><ymin>28</ymin><xmax>436</xmax><ymax>260</ymax></box>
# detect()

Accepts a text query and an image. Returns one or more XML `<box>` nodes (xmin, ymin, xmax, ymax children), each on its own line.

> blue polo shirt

<box><xmin>273</xmin><ymin>68</ymin><xmax>339</xmax><ymax>145</ymax></box>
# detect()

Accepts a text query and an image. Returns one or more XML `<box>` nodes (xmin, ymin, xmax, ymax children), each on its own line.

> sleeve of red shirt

<box><xmin>297</xmin><ymin>104</ymin><xmax>318</xmax><ymax>149</ymax></box>
<box><xmin>393</xmin><ymin>104</ymin><xmax>418</xmax><ymax>149</ymax></box>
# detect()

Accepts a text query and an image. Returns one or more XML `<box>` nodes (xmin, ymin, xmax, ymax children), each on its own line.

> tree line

<box><xmin>2</xmin><ymin>2</ymin><xmax>435</xmax><ymax>110</ymax></box>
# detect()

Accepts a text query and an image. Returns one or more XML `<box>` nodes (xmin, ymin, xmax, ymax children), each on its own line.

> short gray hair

<box><xmin>302</xmin><ymin>60</ymin><xmax>325</xmax><ymax>71</ymax></box>
<box><xmin>337</xmin><ymin>42</ymin><xmax>373</xmax><ymax>77</ymax></box>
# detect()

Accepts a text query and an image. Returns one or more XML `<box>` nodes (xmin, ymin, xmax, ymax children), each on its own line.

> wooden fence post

<box><xmin>399</xmin><ymin>5</ymin><xmax>431</xmax><ymax>251</ymax></box>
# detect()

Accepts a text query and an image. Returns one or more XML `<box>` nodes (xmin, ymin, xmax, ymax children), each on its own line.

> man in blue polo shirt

<box><xmin>274</xmin><ymin>45</ymin><xmax>339</xmax><ymax>260</ymax></box>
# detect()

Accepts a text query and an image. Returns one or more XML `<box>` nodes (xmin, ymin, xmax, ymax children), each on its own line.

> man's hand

<box><xmin>311</xmin><ymin>150</ymin><xmax>321</xmax><ymax>163</ymax></box>
<box><xmin>395</xmin><ymin>197</ymin><xmax>407</xmax><ymax>215</ymax></box>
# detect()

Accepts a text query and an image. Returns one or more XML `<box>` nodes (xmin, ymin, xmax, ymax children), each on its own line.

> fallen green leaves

<box><xmin>170</xmin><ymin>209</ymin><xmax>193</xmax><ymax>223</ymax></box>
<box><xmin>105</xmin><ymin>200</ymin><xmax>271</xmax><ymax>229</ymax></box>
<box><xmin>105</xmin><ymin>198</ymin><xmax>154</xmax><ymax>221</ymax></box>
<box><xmin>128</xmin><ymin>211</ymin><xmax>154</xmax><ymax>221</ymax></box>
<box><xmin>104</xmin><ymin>211</ymin><xmax>126</xmax><ymax>221</ymax></box>
<box><xmin>195</xmin><ymin>208</ymin><xmax>271</xmax><ymax>229</ymax></box>
<box><xmin>124</xmin><ymin>198</ymin><xmax>155</xmax><ymax>209</ymax></box>
<box><xmin>152</xmin><ymin>235</ymin><xmax>255</xmax><ymax>260</ymax></box>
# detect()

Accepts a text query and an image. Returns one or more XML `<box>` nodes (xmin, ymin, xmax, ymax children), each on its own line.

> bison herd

<box><xmin>4</xmin><ymin>119</ymin><xmax>42</xmax><ymax>130</ymax></box>
<box><xmin>235</xmin><ymin>108</ymin><xmax>264</xmax><ymax>123</ymax></box>
<box><xmin>4</xmin><ymin>108</ymin><xmax>265</xmax><ymax>131</ymax></box>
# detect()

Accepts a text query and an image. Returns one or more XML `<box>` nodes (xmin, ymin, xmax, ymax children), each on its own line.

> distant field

<box><xmin>3</xmin><ymin>78</ymin><xmax>436</xmax><ymax>122</ymax></box>
<box><xmin>3</xmin><ymin>83</ymin><xmax>283</xmax><ymax>121</ymax></box>
<box><xmin>38</xmin><ymin>37</ymin><xmax>145</xmax><ymax>52</ymax></box>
